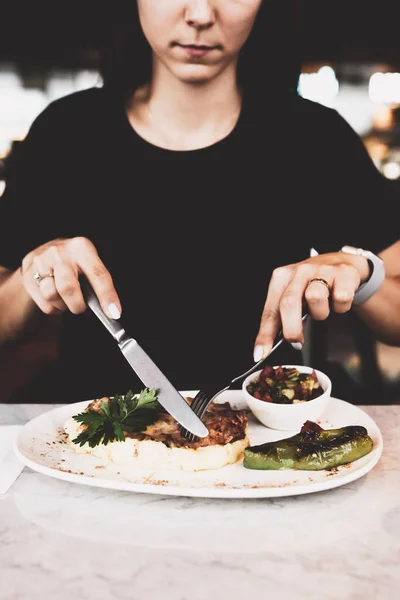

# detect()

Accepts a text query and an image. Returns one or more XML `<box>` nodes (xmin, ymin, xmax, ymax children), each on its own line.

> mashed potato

<box><xmin>64</xmin><ymin>398</ymin><xmax>249</xmax><ymax>472</ymax></box>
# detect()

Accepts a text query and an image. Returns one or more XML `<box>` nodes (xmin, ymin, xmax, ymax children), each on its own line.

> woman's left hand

<box><xmin>253</xmin><ymin>251</ymin><xmax>370</xmax><ymax>361</ymax></box>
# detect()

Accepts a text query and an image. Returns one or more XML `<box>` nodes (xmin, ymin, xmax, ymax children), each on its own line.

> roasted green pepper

<box><xmin>243</xmin><ymin>421</ymin><xmax>373</xmax><ymax>470</ymax></box>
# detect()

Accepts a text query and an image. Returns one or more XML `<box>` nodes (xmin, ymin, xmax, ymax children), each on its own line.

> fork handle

<box><xmin>230</xmin><ymin>336</ymin><xmax>283</xmax><ymax>385</ymax></box>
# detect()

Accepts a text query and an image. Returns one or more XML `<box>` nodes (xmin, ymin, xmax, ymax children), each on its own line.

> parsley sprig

<box><xmin>72</xmin><ymin>388</ymin><xmax>161</xmax><ymax>448</ymax></box>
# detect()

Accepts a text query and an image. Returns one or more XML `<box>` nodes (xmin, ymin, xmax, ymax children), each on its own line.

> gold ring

<box><xmin>33</xmin><ymin>272</ymin><xmax>54</xmax><ymax>286</ymax></box>
<box><xmin>308</xmin><ymin>277</ymin><xmax>330</xmax><ymax>291</ymax></box>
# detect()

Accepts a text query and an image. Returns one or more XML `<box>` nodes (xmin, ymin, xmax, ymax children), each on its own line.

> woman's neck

<box><xmin>127</xmin><ymin>61</ymin><xmax>242</xmax><ymax>151</ymax></box>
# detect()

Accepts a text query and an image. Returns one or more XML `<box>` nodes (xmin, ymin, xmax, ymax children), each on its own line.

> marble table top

<box><xmin>1</xmin><ymin>403</ymin><xmax>399</xmax><ymax>600</ymax></box>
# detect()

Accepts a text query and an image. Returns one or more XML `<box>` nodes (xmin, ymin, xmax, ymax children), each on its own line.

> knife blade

<box><xmin>80</xmin><ymin>276</ymin><xmax>208</xmax><ymax>438</ymax></box>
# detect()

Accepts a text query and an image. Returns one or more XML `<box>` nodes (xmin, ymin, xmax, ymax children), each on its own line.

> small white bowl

<box><xmin>242</xmin><ymin>365</ymin><xmax>332</xmax><ymax>431</ymax></box>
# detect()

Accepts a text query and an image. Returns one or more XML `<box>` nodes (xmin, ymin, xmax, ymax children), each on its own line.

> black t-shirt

<box><xmin>0</xmin><ymin>87</ymin><xmax>398</xmax><ymax>402</ymax></box>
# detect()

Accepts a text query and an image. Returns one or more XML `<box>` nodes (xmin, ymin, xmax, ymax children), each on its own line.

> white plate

<box><xmin>14</xmin><ymin>392</ymin><xmax>383</xmax><ymax>499</ymax></box>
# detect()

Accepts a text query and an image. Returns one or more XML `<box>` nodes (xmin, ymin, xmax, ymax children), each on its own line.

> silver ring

<box><xmin>33</xmin><ymin>272</ymin><xmax>54</xmax><ymax>286</ymax></box>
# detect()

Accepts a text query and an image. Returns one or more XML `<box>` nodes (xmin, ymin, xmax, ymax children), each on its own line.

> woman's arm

<box><xmin>0</xmin><ymin>235</ymin><xmax>122</xmax><ymax>403</ymax></box>
<box><xmin>0</xmin><ymin>265</ymin><xmax>62</xmax><ymax>402</ymax></box>
<box><xmin>0</xmin><ymin>308</ymin><xmax>61</xmax><ymax>403</ymax></box>
<box><xmin>0</xmin><ymin>266</ymin><xmax>44</xmax><ymax>345</ymax></box>
<box><xmin>253</xmin><ymin>239</ymin><xmax>400</xmax><ymax>360</ymax></box>
<box><xmin>355</xmin><ymin>239</ymin><xmax>400</xmax><ymax>345</ymax></box>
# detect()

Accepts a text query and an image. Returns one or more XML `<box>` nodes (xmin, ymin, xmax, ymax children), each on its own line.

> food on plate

<box><xmin>64</xmin><ymin>388</ymin><xmax>249</xmax><ymax>472</ymax></box>
<box><xmin>246</xmin><ymin>365</ymin><xmax>324</xmax><ymax>404</ymax></box>
<box><xmin>243</xmin><ymin>420</ymin><xmax>373</xmax><ymax>470</ymax></box>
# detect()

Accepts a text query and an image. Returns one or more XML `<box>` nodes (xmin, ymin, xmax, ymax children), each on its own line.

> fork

<box><xmin>180</xmin><ymin>313</ymin><xmax>309</xmax><ymax>442</ymax></box>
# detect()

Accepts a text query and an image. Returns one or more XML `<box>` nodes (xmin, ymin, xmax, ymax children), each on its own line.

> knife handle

<box><xmin>80</xmin><ymin>275</ymin><xmax>127</xmax><ymax>343</ymax></box>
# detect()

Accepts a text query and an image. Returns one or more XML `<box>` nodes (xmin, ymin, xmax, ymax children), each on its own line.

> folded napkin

<box><xmin>0</xmin><ymin>425</ymin><xmax>24</xmax><ymax>494</ymax></box>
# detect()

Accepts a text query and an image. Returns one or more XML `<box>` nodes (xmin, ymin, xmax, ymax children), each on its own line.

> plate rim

<box><xmin>13</xmin><ymin>393</ymin><xmax>383</xmax><ymax>499</ymax></box>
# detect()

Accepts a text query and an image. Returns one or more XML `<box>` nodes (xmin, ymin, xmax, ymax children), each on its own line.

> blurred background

<box><xmin>1</xmin><ymin>0</ymin><xmax>400</xmax><ymax>403</ymax></box>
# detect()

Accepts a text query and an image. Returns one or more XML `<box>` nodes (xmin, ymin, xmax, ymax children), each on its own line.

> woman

<box><xmin>0</xmin><ymin>0</ymin><xmax>400</xmax><ymax>403</ymax></box>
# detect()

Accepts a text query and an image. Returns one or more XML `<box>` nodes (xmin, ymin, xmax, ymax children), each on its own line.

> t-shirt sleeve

<box><xmin>308</xmin><ymin>106</ymin><xmax>399</xmax><ymax>255</ymax></box>
<box><xmin>0</xmin><ymin>102</ymin><xmax>68</xmax><ymax>271</ymax></box>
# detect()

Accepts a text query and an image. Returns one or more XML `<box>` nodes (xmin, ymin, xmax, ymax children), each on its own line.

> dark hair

<box><xmin>98</xmin><ymin>1</ymin><xmax>301</xmax><ymax>102</ymax></box>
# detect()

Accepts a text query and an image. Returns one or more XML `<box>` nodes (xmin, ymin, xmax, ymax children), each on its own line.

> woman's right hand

<box><xmin>20</xmin><ymin>237</ymin><xmax>121</xmax><ymax>319</ymax></box>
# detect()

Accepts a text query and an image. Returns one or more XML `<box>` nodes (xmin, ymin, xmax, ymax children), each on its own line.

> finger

<box><xmin>254</xmin><ymin>266</ymin><xmax>293</xmax><ymax>360</ymax></box>
<box><xmin>38</xmin><ymin>274</ymin><xmax>69</xmax><ymax>312</ymax></box>
<box><xmin>279</xmin><ymin>266</ymin><xmax>315</xmax><ymax>342</ymax></box>
<box><xmin>52</xmin><ymin>262</ymin><xmax>88</xmax><ymax>314</ymax></box>
<box><xmin>21</xmin><ymin>265</ymin><xmax>64</xmax><ymax>316</ymax></box>
<box><xmin>38</xmin><ymin>238</ymin><xmax>112</xmax><ymax>316</ymax></box>
<box><xmin>330</xmin><ymin>266</ymin><xmax>359</xmax><ymax>313</ymax></box>
<box><xmin>304</xmin><ymin>277</ymin><xmax>332</xmax><ymax>321</ymax></box>
<box><xmin>31</xmin><ymin>254</ymin><xmax>71</xmax><ymax>312</ymax></box>
<box><xmin>68</xmin><ymin>237</ymin><xmax>122</xmax><ymax>318</ymax></box>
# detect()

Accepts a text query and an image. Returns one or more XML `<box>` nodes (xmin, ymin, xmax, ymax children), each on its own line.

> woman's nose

<box><xmin>185</xmin><ymin>0</ymin><xmax>215</xmax><ymax>29</ymax></box>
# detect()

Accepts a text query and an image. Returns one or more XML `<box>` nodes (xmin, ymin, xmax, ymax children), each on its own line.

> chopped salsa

<box><xmin>246</xmin><ymin>365</ymin><xmax>323</xmax><ymax>405</ymax></box>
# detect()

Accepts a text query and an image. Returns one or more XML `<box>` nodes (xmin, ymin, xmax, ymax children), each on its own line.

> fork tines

<box><xmin>181</xmin><ymin>389</ymin><xmax>214</xmax><ymax>442</ymax></box>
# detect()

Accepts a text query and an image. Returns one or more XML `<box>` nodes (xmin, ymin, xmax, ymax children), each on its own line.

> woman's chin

<box><xmin>172</xmin><ymin>64</ymin><xmax>222</xmax><ymax>85</ymax></box>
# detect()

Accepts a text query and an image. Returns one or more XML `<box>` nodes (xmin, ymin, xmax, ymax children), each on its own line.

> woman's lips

<box><xmin>176</xmin><ymin>44</ymin><xmax>218</xmax><ymax>57</ymax></box>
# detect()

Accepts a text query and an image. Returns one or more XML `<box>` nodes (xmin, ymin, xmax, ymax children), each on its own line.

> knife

<box><xmin>80</xmin><ymin>276</ymin><xmax>208</xmax><ymax>438</ymax></box>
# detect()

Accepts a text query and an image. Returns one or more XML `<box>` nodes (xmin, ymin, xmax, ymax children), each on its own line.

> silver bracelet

<box><xmin>340</xmin><ymin>245</ymin><xmax>386</xmax><ymax>305</ymax></box>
